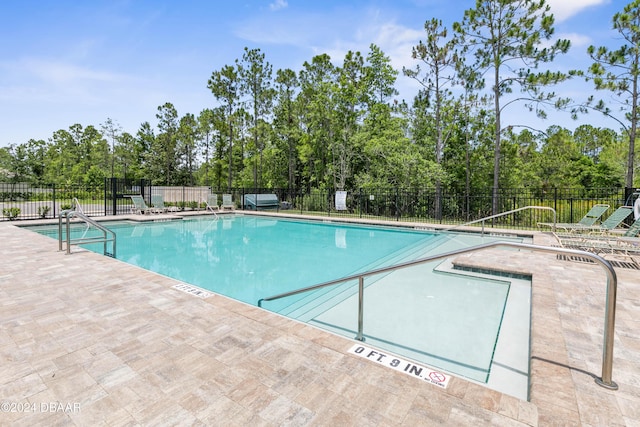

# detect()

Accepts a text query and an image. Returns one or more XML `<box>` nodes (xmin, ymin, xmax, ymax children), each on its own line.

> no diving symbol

<box><xmin>429</xmin><ymin>371</ymin><xmax>446</xmax><ymax>383</ymax></box>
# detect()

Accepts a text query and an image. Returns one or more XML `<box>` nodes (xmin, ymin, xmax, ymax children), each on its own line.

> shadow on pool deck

<box><xmin>1</xmin><ymin>216</ymin><xmax>639</xmax><ymax>425</ymax></box>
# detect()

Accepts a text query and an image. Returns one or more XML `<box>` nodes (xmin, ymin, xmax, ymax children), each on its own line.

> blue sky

<box><xmin>0</xmin><ymin>0</ymin><xmax>623</xmax><ymax>148</ymax></box>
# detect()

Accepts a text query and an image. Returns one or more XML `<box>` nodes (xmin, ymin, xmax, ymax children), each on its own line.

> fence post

<box><xmin>395</xmin><ymin>188</ymin><xmax>399</xmax><ymax>221</ymax></box>
<box><xmin>52</xmin><ymin>184</ymin><xmax>57</xmax><ymax>218</ymax></box>
<box><xmin>569</xmin><ymin>198</ymin><xmax>574</xmax><ymax>223</ymax></box>
<box><xmin>111</xmin><ymin>178</ymin><xmax>118</xmax><ymax>215</ymax></box>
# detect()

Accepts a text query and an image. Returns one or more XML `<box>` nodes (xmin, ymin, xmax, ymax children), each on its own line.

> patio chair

<box><xmin>553</xmin><ymin>205</ymin><xmax>633</xmax><ymax>237</ymax></box>
<box><xmin>554</xmin><ymin>217</ymin><xmax>640</xmax><ymax>265</ymax></box>
<box><xmin>537</xmin><ymin>203</ymin><xmax>610</xmax><ymax>232</ymax></box>
<box><xmin>204</xmin><ymin>194</ymin><xmax>219</xmax><ymax>212</ymax></box>
<box><xmin>130</xmin><ymin>195</ymin><xmax>155</xmax><ymax>215</ymax></box>
<box><xmin>151</xmin><ymin>195</ymin><xmax>169</xmax><ymax>213</ymax></box>
<box><xmin>221</xmin><ymin>194</ymin><xmax>235</xmax><ymax>211</ymax></box>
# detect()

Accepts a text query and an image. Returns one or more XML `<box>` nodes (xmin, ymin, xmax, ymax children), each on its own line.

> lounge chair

<box><xmin>555</xmin><ymin>217</ymin><xmax>640</xmax><ymax>265</ymax></box>
<box><xmin>130</xmin><ymin>195</ymin><xmax>155</xmax><ymax>215</ymax></box>
<box><xmin>151</xmin><ymin>195</ymin><xmax>169</xmax><ymax>213</ymax></box>
<box><xmin>537</xmin><ymin>203</ymin><xmax>610</xmax><ymax>232</ymax></box>
<box><xmin>221</xmin><ymin>194</ymin><xmax>235</xmax><ymax>211</ymax></box>
<box><xmin>204</xmin><ymin>194</ymin><xmax>219</xmax><ymax>212</ymax></box>
<box><xmin>553</xmin><ymin>206</ymin><xmax>633</xmax><ymax>236</ymax></box>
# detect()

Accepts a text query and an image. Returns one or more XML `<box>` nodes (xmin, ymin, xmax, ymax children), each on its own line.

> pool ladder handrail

<box><xmin>440</xmin><ymin>206</ymin><xmax>557</xmax><ymax>235</ymax></box>
<box><xmin>258</xmin><ymin>241</ymin><xmax>618</xmax><ymax>390</ymax></box>
<box><xmin>58</xmin><ymin>208</ymin><xmax>116</xmax><ymax>257</ymax></box>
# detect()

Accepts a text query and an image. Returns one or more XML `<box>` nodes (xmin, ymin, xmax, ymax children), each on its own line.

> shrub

<box><xmin>3</xmin><ymin>207</ymin><xmax>20</xmax><ymax>220</ymax></box>
<box><xmin>38</xmin><ymin>205</ymin><xmax>51</xmax><ymax>218</ymax></box>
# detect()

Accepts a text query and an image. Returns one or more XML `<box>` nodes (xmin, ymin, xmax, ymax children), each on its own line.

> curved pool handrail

<box><xmin>258</xmin><ymin>241</ymin><xmax>618</xmax><ymax>390</ymax></box>
<box><xmin>440</xmin><ymin>205</ymin><xmax>557</xmax><ymax>234</ymax></box>
<box><xmin>58</xmin><ymin>209</ymin><xmax>116</xmax><ymax>257</ymax></box>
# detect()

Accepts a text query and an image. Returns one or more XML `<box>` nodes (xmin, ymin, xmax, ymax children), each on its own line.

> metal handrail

<box><xmin>441</xmin><ymin>206</ymin><xmax>556</xmax><ymax>235</ymax></box>
<box><xmin>258</xmin><ymin>241</ymin><xmax>618</xmax><ymax>390</ymax></box>
<box><xmin>58</xmin><ymin>209</ymin><xmax>116</xmax><ymax>257</ymax></box>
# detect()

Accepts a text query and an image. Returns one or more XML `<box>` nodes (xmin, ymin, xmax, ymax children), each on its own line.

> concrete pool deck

<box><xmin>1</xmin><ymin>214</ymin><xmax>639</xmax><ymax>425</ymax></box>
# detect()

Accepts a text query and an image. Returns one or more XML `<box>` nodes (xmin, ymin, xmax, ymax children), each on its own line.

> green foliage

<box><xmin>2</xmin><ymin>207</ymin><xmax>20</xmax><ymax>220</ymax></box>
<box><xmin>300</xmin><ymin>190</ymin><xmax>328</xmax><ymax>212</ymax></box>
<box><xmin>454</xmin><ymin>0</ymin><xmax>571</xmax><ymax>213</ymax></box>
<box><xmin>208</xmin><ymin>64</ymin><xmax>241</xmax><ymax>189</ymax></box>
<box><xmin>84</xmin><ymin>165</ymin><xmax>106</xmax><ymax>190</ymax></box>
<box><xmin>580</xmin><ymin>0</ymin><xmax>640</xmax><ymax>187</ymax></box>
<box><xmin>38</xmin><ymin>205</ymin><xmax>50</xmax><ymax>218</ymax></box>
<box><xmin>149</xmin><ymin>103</ymin><xmax>180</xmax><ymax>185</ymax></box>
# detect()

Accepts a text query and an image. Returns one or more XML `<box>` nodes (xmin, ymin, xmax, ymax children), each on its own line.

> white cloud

<box><xmin>235</xmin><ymin>6</ymin><xmax>426</xmax><ymax>102</ymax></box>
<box><xmin>269</xmin><ymin>0</ymin><xmax>288</xmax><ymax>12</ymax></box>
<box><xmin>545</xmin><ymin>0</ymin><xmax>610</xmax><ymax>22</ymax></box>
<box><xmin>557</xmin><ymin>32</ymin><xmax>592</xmax><ymax>48</ymax></box>
<box><xmin>0</xmin><ymin>57</ymin><xmax>138</xmax><ymax>110</ymax></box>
<box><xmin>22</xmin><ymin>59</ymin><xmax>122</xmax><ymax>85</ymax></box>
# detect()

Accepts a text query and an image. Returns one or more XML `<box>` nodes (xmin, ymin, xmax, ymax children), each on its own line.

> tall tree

<box><xmin>581</xmin><ymin>0</ymin><xmax>640</xmax><ymax>188</ymax></box>
<box><xmin>237</xmin><ymin>47</ymin><xmax>274</xmax><ymax>188</ymax></box>
<box><xmin>197</xmin><ymin>108</ymin><xmax>221</xmax><ymax>187</ymax></box>
<box><xmin>273</xmin><ymin>68</ymin><xmax>300</xmax><ymax>190</ymax></box>
<box><xmin>208</xmin><ymin>65</ymin><xmax>240</xmax><ymax>189</ymax></box>
<box><xmin>114</xmin><ymin>132</ymin><xmax>139</xmax><ymax>180</ymax></box>
<box><xmin>154</xmin><ymin>103</ymin><xmax>179</xmax><ymax>185</ymax></box>
<box><xmin>20</xmin><ymin>139</ymin><xmax>48</xmax><ymax>184</ymax></box>
<box><xmin>177</xmin><ymin>113</ymin><xmax>199</xmax><ymax>185</ymax></box>
<box><xmin>404</xmin><ymin>18</ymin><xmax>459</xmax><ymax>219</ymax></box>
<box><xmin>137</xmin><ymin>121</ymin><xmax>156</xmax><ymax>180</ymax></box>
<box><xmin>454</xmin><ymin>0</ymin><xmax>570</xmax><ymax>214</ymax></box>
<box><xmin>365</xmin><ymin>43</ymin><xmax>399</xmax><ymax>106</ymax></box>
<box><xmin>404</xmin><ymin>19</ymin><xmax>458</xmax><ymax>167</ymax></box>
<box><xmin>332</xmin><ymin>50</ymin><xmax>366</xmax><ymax>190</ymax></box>
<box><xmin>297</xmin><ymin>54</ymin><xmax>338</xmax><ymax>189</ymax></box>
<box><xmin>0</xmin><ymin>147</ymin><xmax>12</xmax><ymax>181</ymax></box>
<box><xmin>101</xmin><ymin>118</ymin><xmax>122</xmax><ymax>178</ymax></box>
<box><xmin>360</xmin><ymin>45</ymin><xmax>401</xmax><ymax>192</ymax></box>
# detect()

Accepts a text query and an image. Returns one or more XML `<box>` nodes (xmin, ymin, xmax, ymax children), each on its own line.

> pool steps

<box><xmin>276</xmin><ymin>232</ymin><xmax>507</xmax><ymax>320</ymax></box>
<box><xmin>276</xmin><ymin>234</ymin><xmax>451</xmax><ymax>320</ymax></box>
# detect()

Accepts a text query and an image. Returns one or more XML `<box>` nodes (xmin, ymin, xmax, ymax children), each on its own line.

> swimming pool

<box><xmin>26</xmin><ymin>214</ymin><xmax>531</xmax><ymax>397</ymax></box>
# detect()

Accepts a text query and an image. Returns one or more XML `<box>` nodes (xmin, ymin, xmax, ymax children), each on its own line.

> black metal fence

<box><xmin>1</xmin><ymin>180</ymin><xmax>635</xmax><ymax>230</ymax></box>
<box><xmin>238</xmin><ymin>187</ymin><xmax>631</xmax><ymax>229</ymax></box>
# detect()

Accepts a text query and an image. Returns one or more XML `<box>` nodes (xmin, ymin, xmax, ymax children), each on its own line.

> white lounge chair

<box><xmin>151</xmin><ymin>195</ymin><xmax>177</xmax><ymax>213</ymax></box>
<box><xmin>204</xmin><ymin>194</ymin><xmax>219</xmax><ymax>212</ymax></box>
<box><xmin>221</xmin><ymin>194</ymin><xmax>235</xmax><ymax>211</ymax></box>
<box><xmin>130</xmin><ymin>195</ymin><xmax>155</xmax><ymax>215</ymax></box>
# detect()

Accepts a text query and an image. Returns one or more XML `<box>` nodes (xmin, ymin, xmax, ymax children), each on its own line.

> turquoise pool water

<box><xmin>26</xmin><ymin>215</ymin><xmax>530</xmax><ymax>393</ymax></box>
<box><xmin>45</xmin><ymin>216</ymin><xmax>448</xmax><ymax>308</ymax></box>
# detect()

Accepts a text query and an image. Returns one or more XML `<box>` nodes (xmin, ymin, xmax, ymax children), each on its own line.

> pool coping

<box><xmin>1</xmin><ymin>213</ymin><xmax>638</xmax><ymax>425</ymax></box>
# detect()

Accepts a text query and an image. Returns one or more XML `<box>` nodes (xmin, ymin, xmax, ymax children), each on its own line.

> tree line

<box><xmin>1</xmin><ymin>0</ymin><xmax>638</xmax><ymax>214</ymax></box>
